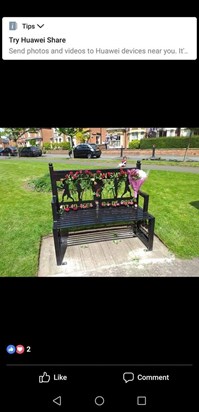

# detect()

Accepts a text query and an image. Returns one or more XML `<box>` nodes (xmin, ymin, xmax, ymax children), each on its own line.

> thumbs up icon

<box><xmin>39</xmin><ymin>372</ymin><xmax>51</xmax><ymax>383</ymax></box>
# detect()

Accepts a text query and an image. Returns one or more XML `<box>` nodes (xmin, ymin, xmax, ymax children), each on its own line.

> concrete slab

<box><xmin>37</xmin><ymin>229</ymin><xmax>183</xmax><ymax>277</ymax></box>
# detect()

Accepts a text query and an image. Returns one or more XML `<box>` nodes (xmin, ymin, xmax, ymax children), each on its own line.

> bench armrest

<box><xmin>138</xmin><ymin>190</ymin><xmax>149</xmax><ymax>212</ymax></box>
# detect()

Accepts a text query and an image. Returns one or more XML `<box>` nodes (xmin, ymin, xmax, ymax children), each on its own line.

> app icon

<box><xmin>9</xmin><ymin>22</ymin><xmax>17</xmax><ymax>30</ymax></box>
<box><xmin>6</xmin><ymin>345</ymin><xmax>16</xmax><ymax>354</ymax></box>
<box><xmin>16</xmin><ymin>345</ymin><xmax>25</xmax><ymax>354</ymax></box>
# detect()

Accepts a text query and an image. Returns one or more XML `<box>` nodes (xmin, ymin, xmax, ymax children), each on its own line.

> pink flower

<box><xmin>119</xmin><ymin>169</ymin><xmax>126</xmax><ymax>176</ymax></box>
<box><xmin>127</xmin><ymin>169</ymin><xmax>147</xmax><ymax>198</ymax></box>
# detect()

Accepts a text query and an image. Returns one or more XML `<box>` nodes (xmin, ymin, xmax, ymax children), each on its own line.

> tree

<box><xmin>55</xmin><ymin>128</ymin><xmax>90</xmax><ymax>145</ymax></box>
<box><xmin>76</xmin><ymin>129</ymin><xmax>90</xmax><ymax>143</ymax></box>
<box><xmin>0</xmin><ymin>128</ymin><xmax>40</xmax><ymax>144</ymax></box>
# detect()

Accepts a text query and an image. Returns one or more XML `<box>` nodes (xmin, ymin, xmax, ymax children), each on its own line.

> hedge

<box><xmin>140</xmin><ymin>136</ymin><xmax>199</xmax><ymax>149</ymax></box>
<box><xmin>128</xmin><ymin>140</ymin><xmax>140</xmax><ymax>149</ymax></box>
<box><xmin>43</xmin><ymin>143</ymin><xmax>51</xmax><ymax>150</ymax></box>
<box><xmin>59</xmin><ymin>142</ymin><xmax>71</xmax><ymax>150</ymax></box>
<box><xmin>43</xmin><ymin>142</ymin><xmax>71</xmax><ymax>150</ymax></box>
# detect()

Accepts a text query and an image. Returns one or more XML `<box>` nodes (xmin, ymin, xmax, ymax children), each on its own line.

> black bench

<box><xmin>49</xmin><ymin>162</ymin><xmax>155</xmax><ymax>265</ymax></box>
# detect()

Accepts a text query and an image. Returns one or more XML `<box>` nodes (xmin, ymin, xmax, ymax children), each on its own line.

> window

<box><xmin>96</xmin><ymin>134</ymin><xmax>101</xmax><ymax>144</ymax></box>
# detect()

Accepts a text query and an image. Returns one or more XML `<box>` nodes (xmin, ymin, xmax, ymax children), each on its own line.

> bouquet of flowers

<box><xmin>127</xmin><ymin>169</ymin><xmax>147</xmax><ymax>204</ymax></box>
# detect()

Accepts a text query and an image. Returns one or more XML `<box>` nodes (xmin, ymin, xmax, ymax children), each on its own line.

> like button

<box><xmin>39</xmin><ymin>372</ymin><xmax>51</xmax><ymax>383</ymax></box>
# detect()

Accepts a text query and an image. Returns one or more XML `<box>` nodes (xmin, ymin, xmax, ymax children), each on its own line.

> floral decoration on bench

<box><xmin>58</xmin><ymin>168</ymin><xmax>147</xmax><ymax>212</ymax></box>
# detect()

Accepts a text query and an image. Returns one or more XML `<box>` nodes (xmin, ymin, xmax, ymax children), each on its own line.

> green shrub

<box><xmin>43</xmin><ymin>142</ymin><xmax>71</xmax><ymax>150</ymax></box>
<box><xmin>59</xmin><ymin>142</ymin><xmax>71</xmax><ymax>150</ymax></box>
<box><xmin>52</xmin><ymin>143</ymin><xmax>59</xmax><ymax>150</ymax></box>
<box><xmin>43</xmin><ymin>142</ymin><xmax>51</xmax><ymax>150</ymax></box>
<box><xmin>29</xmin><ymin>174</ymin><xmax>65</xmax><ymax>192</ymax></box>
<box><xmin>140</xmin><ymin>136</ymin><xmax>199</xmax><ymax>149</ymax></box>
<box><xmin>29</xmin><ymin>174</ymin><xmax>51</xmax><ymax>192</ymax></box>
<box><xmin>128</xmin><ymin>140</ymin><xmax>140</xmax><ymax>149</ymax></box>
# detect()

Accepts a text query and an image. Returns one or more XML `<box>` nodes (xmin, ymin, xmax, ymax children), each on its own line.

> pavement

<box><xmin>42</xmin><ymin>153</ymin><xmax>199</xmax><ymax>163</ymax></box>
<box><xmin>38</xmin><ymin>230</ymin><xmax>199</xmax><ymax>277</ymax></box>
<box><xmin>46</xmin><ymin>152</ymin><xmax>199</xmax><ymax>162</ymax></box>
<box><xmin>1</xmin><ymin>153</ymin><xmax>199</xmax><ymax>173</ymax></box>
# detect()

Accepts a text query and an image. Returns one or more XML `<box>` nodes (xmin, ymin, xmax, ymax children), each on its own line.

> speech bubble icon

<box><xmin>123</xmin><ymin>372</ymin><xmax>134</xmax><ymax>383</ymax></box>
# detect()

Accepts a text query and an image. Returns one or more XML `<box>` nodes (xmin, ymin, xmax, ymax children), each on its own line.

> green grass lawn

<box><xmin>141</xmin><ymin>160</ymin><xmax>199</xmax><ymax>167</ymax></box>
<box><xmin>143</xmin><ymin>171</ymin><xmax>199</xmax><ymax>258</ymax></box>
<box><xmin>0</xmin><ymin>159</ymin><xmax>199</xmax><ymax>276</ymax></box>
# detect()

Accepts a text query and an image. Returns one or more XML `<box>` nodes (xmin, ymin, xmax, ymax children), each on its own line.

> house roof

<box><xmin>0</xmin><ymin>136</ymin><xmax>9</xmax><ymax>143</ymax></box>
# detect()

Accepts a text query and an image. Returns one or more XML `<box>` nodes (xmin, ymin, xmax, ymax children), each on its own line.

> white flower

<box><xmin>137</xmin><ymin>170</ymin><xmax>147</xmax><ymax>179</ymax></box>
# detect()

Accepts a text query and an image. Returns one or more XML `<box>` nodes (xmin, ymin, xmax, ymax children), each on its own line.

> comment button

<box><xmin>123</xmin><ymin>372</ymin><xmax>134</xmax><ymax>383</ymax></box>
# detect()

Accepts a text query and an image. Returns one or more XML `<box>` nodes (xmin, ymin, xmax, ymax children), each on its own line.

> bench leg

<box><xmin>132</xmin><ymin>222</ymin><xmax>138</xmax><ymax>235</ymax></box>
<box><xmin>148</xmin><ymin>217</ymin><xmax>155</xmax><ymax>250</ymax></box>
<box><xmin>53</xmin><ymin>228</ymin><xmax>62</xmax><ymax>265</ymax></box>
<box><xmin>135</xmin><ymin>217</ymin><xmax>155</xmax><ymax>251</ymax></box>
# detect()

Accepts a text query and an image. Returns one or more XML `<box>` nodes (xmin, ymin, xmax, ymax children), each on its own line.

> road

<box><xmin>45</xmin><ymin>153</ymin><xmax>199</xmax><ymax>161</ymax></box>
<box><xmin>1</xmin><ymin>153</ymin><xmax>199</xmax><ymax>174</ymax></box>
<box><xmin>44</xmin><ymin>153</ymin><xmax>199</xmax><ymax>173</ymax></box>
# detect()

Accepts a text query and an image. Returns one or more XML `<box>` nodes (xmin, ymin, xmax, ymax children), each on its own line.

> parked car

<box><xmin>0</xmin><ymin>146</ymin><xmax>18</xmax><ymax>156</ymax></box>
<box><xmin>19</xmin><ymin>146</ymin><xmax>42</xmax><ymax>157</ymax></box>
<box><xmin>73</xmin><ymin>143</ymin><xmax>101</xmax><ymax>158</ymax></box>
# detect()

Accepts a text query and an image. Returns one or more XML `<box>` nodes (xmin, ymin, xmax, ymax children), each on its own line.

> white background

<box><xmin>2</xmin><ymin>17</ymin><xmax>197</xmax><ymax>60</ymax></box>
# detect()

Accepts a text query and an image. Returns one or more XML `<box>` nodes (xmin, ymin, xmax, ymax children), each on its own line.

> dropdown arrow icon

<box><xmin>37</xmin><ymin>24</ymin><xmax>44</xmax><ymax>28</ymax></box>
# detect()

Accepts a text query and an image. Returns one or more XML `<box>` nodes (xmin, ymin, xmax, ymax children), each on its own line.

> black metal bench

<box><xmin>49</xmin><ymin>162</ymin><xmax>155</xmax><ymax>265</ymax></box>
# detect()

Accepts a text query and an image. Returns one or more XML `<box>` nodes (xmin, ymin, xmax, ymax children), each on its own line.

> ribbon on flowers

<box><xmin>127</xmin><ymin>169</ymin><xmax>147</xmax><ymax>199</ymax></box>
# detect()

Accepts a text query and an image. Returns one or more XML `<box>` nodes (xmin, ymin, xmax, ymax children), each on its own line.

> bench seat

<box><xmin>55</xmin><ymin>205</ymin><xmax>153</xmax><ymax>229</ymax></box>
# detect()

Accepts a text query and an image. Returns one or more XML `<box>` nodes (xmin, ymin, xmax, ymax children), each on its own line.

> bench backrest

<box><xmin>49</xmin><ymin>161</ymin><xmax>149</xmax><ymax>213</ymax></box>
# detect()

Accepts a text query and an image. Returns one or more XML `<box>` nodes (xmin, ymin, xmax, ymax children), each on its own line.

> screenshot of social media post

<box><xmin>2</xmin><ymin>17</ymin><xmax>197</xmax><ymax>60</ymax></box>
<box><xmin>1</xmin><ymin>333</ymin><xmax>197</xmax><ymax>411</ymax></box>
<box><xmin>0</xmin><ymin>127</ymin><xmax>199</xmax><ymax>278</ymax></box>
<box><xmin>1</xmin><ymin>9</ymin><xmax>199</xmax><ymax>412</ymax></box>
